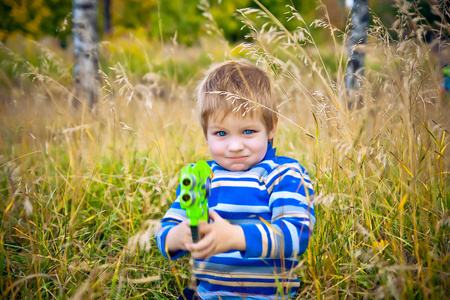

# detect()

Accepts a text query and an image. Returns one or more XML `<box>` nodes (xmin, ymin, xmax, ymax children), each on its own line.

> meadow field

<box><xmin>1</xmin><ymin>2</ymin><xmax>449</xmax><ymax>299</ymax></box>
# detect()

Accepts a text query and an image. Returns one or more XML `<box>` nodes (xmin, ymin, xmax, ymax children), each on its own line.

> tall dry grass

<box><xmin>235</xmin><ymin>1</ymin><xmax>449</xmax><ymax>298</ymax></box>
<box><xmin>1</xmin><ymin>0</ymin><xmax>449</xmax><ymax>299</ymax></box>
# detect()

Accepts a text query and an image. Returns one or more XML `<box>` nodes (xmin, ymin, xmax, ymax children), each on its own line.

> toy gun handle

<box><xmin>178</xmin><ymin>160</ymin><xmax>212</xmax><ymax>243</ymax></box>
<box><xmin>190</xmin><ymin>226</ymin><xmax>200</xmax><ymax>244</ymax></box>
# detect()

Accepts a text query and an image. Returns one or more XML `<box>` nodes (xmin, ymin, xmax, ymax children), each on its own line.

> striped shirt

<box><xmin>156</xmin><ymin>143</ymin><xmax>315</xmax><ymax>299</ymax></box>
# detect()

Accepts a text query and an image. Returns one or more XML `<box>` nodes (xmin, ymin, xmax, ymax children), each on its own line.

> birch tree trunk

<box><xmin>345</xmin><ymin>0</ymin><xmax>369</xmax><ymax>108</ymax></box>
<box><xmin>102</xmin><ymin>0</ymin><xmax>112</xmax><ymax>35</ymax></box>
<box><xmin>73</xmin><ymin>0</ymin><xmax>99</xmax><ymax>109</ymax></box>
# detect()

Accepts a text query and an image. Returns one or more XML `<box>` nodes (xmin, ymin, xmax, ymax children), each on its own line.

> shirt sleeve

<box><xmin>240</xmin><ymin>163</ymin><xmax>315</xmax><ymax>259</ymax></box>
<box><xmin>156</xmin><ymin>186</ymin><xmax>190</xmax><ymax>260</ymax></box>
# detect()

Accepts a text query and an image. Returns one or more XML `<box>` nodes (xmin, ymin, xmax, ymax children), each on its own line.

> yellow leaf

<box><xmin>398</xmin><ymin>194</ymin><xmax>408</xmax><ymax>211</ymax></box>
<box><xmin>4</xmin><ymin>199</ymin><xmax>15</xmax><ymax>215</ymax></box>
<box><xmin>83</xmin><ymin>214</ymin><xmax>97</xmax><ymax>223</ymax></box>
<box><xmin>437</xmin><ymin>143</ymin><xmax>447</xmax><ymax>160</ymax></box>
<box><xmin>85</xmin><ymin>128</ymin><xmax>94</xmax><ymax>141</ymax></box>
<box><xmin>399</xmin><ymin>160</ymin><xmax>413</xmax><ymax>177</ymax></box>
<box><xmin>373</xmin><ymin>239</ymin><xmax>388</xmax><ymax>250</ymax></box>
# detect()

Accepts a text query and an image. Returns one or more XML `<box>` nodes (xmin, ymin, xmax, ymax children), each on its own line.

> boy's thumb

<box><xmin>208</xmin><ymin>210</ymin><xmax>219</xmax><ymax>221</ymax></box>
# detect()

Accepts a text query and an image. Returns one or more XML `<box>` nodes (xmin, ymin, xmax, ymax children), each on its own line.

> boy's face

<box><xmin>205</xmin><ymin>113</ymin><xmax>276</xmax><ymax>172</ymax></box>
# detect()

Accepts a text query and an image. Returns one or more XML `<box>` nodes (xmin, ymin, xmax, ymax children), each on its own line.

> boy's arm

<box><xmin>156</xmin><ymin>199</ymin><xmax>191</xmax><ymax>259</ymax></box>
<box><xmin>240</xmin><ymin>164</ymin><xmax>315</xmax><ymax>259</ymax></box>
<box><xmin>165</xmin><ymin>220</ymin><xmax>193</xmax><ymax>252</ymax></box>
<box><xmin>186</xmin><ymin>210</ymin><xmax>246</xmax><ymax>260</ymax></box>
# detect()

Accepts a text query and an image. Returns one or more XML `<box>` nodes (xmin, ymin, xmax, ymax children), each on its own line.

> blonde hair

<box><xmin>197</xmin><ymin>60</ymin><xmax>278</xmax><ymax>137</ymax></box>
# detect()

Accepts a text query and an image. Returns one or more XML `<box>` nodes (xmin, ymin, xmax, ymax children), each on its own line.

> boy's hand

<box><xmin>166</xmin><ymin>220</ymin><xmax>192</xmax><ymax>252</ymax></box>
<box><xmin>186</xmin><ymin>210</ymin><xmax>246</xmax><ymax>260</ymax></box>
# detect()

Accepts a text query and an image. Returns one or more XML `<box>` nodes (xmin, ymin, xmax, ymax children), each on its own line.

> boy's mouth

<box><xmin>228</xmin><ymin>156</ymin><xmax>248</xmax><ymax>160</ymax></box>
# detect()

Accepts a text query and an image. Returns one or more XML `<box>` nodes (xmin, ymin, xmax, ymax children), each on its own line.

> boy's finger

<box><xmin>193</xmin><ymin>232</ymin><xmax>214</xmax><ymax>249</ymax></box>
<box><xmin>198</xmin><ymin>220</ymin><xmax>209</xmax><ymax>226</ymax></box>
<box><xmin>197</xmin><ymin>222</ymin><xmax>212</xmax><ymax>235</ymax></box>
<box><xmin>185</xmin><ymin>243</ymin><xmax>192</xmax><ymax>251</ymax></box>
<box><xmin>191</xmin><ymin>242</ymin><xmax>215</xmax><ymax>260</ymax></box>
<box><xmin>208</xmin><ymin>210</ymin><xmax>221</xmax><ymax>221</ymax></box>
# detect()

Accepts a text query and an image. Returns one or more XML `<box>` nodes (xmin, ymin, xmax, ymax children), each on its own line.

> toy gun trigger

<box><xmin>203</xmin><ymin>177</ymin><xmax>211</xmax><ymax>199</ymax></box>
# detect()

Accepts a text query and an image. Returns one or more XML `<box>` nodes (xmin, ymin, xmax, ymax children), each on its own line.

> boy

<box><xmin>156</xmin><ymin>60</ymin><xmax>315</xmax><ymax>299</ymax></box>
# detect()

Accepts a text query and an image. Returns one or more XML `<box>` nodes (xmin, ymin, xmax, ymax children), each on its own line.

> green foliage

<box><xmin>1</xmin><ymin>0</ymin><xmax>447</xmax><ymax>47</ymax></box>
<box><xmin>0</xmin><ymin>0</ymin><xmax>335</xmax><ymax>45</ymax></box>
<box><xmin>0</xmin><ymin>0</ymin><xmax>72</xmax><ymax>43</ymax></box>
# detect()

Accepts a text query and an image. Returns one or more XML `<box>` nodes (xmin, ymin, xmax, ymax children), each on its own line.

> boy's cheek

<box><xmin>206</xmin><ymin>138</ymin><xmax>221</xmax><ymax>151</ymax></box>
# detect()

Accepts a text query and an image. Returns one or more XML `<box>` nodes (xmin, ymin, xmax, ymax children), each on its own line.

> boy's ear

<box><xmin>268</xmin><ymin>120</ymin><xmax>278</xmax><ymax>140</ymax></box>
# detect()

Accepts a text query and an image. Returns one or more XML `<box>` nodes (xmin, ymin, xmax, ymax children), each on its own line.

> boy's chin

<box><xmin>220</xmin><ymin>162</ymin><xmax>252</xmax><ymax>172</ymax></box>
<box><xmin>228</xmin><ymin>166</ymin><xmax>247</xmax><ymax>172</ymax></box>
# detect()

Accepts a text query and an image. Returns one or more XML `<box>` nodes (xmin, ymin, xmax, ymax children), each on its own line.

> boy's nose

<box><xmin>228</xmin><ymin>138</ymin><xmax>244</xmax><ymax>151</ymax></box>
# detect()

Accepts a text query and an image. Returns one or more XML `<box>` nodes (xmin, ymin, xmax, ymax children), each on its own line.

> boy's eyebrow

<box><xmin>207</xmin><ymin>124</ymin><xmax>225</xmax><ymax>130</ymax></box>
<box><xmin>209</xmin><ymin>121</ymin><xmax>263</xmax><ymax>130</ymax></box>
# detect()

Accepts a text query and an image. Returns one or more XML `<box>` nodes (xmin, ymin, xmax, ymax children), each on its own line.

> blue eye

<box><xmin>217</xmin><ymin>131</ymin><xmax>226</xmax><ymax>136</ymax></box>
<box><xmin>244</xmin><ymin>129</ymin><xmax>254</xmax><ymax>134</ymax></box>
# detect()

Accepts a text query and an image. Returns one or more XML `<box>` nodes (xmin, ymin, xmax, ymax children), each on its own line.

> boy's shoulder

<box><xmin>261</xmin><ymin>143</ymin><xmax>307</xmax><ymax>172</ymax></box>
<box><xmin>263</xmin><ymin>154</ymin><xmax>306</xmax><ymax>173</ymax></box>
<box><xmin>206</xmin><ymin>155</ymin><xmax>306</xmax><ymax>172</ymax></box>
<box><xmin>206</xmin><ymin>154</ymin><xmax>308</xmax><ymax>180</ymax></box>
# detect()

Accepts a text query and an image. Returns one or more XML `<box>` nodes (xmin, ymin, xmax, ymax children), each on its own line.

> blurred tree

<box><xmin>345</xmin><ymin>0</ymin><xmax>369</xmax><ymax>106</ymax></box>
<box><xmin>73</xmin><ymin>0</ymin><xmax>99</xmax><ymax>108</ymax></box>
<box><xmin>102</xmin><ymin>0</ymin><xmax>112</xmax><ymax>35</ymax></box>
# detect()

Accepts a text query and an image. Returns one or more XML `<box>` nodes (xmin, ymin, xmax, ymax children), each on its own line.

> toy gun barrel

<box><xmin>179</xmin><ymin>174</ymin><xmax>197</xmax><ymax>206</ymax></box>
<box><xmin>178</xmin><ymin>161</ymin><xmax>212</xmax><ymax>243</ymax></box>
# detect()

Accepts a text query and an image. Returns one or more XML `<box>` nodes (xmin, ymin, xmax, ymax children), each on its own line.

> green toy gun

<box><xmin>178</xmin><ymin>160</ymin><xmax>212</xmax><ymax>243</ymax></box>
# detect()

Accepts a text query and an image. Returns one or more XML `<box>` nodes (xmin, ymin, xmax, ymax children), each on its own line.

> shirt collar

<box><xmin>262</xmin><ymin>142</ymin><xmax>276</xmax><ymax>161</ymax></box>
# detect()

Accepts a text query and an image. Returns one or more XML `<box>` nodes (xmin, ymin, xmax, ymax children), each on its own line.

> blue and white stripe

<box><xmin>156</xmin><ymin>143</ymin><xmax>315</xmax><ymax>299</ymax></box>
